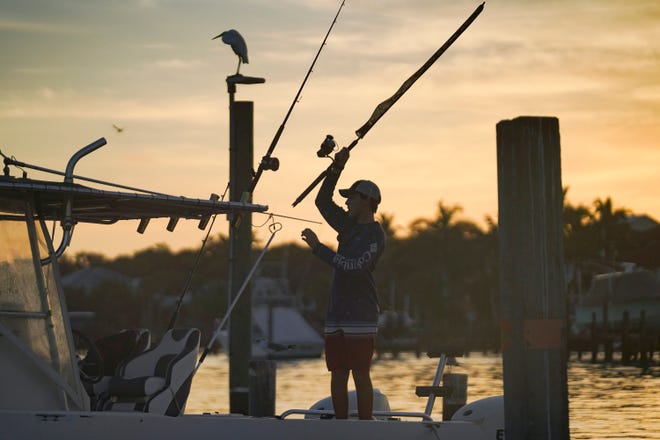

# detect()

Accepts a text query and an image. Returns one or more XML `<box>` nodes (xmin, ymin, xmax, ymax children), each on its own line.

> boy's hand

<box><xmin>301</xmin><ymin>228</ymin><xmax>320</xmax><ymax>249</ymax></box>
<box><xmin>333</xmin><ymin>147</ymin><xmax>350</xmax><ymax>169</ymax></box>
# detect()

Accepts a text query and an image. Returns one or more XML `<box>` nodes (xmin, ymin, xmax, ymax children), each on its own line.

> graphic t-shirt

<box><xmin>313</xmin><ymin>171</ymin><xmax>385</xmax><ymax>335</ymax></box>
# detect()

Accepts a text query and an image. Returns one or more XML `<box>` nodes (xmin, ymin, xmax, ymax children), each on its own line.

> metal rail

<box><xmin>279</xmin><ymin>408</ymin><xmax>434</xmax><ymax>421</ymax></box>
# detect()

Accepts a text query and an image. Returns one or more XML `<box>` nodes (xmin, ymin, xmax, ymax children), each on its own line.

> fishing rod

<box><xmin>239</xmin><ymin>0</ymin><xmax>346</xmax><ymax>202</ymax></box>
<box><xmin>292</xmin><ymin>2</ymin><xmax>485</xmax><ymax>207</ymax></box>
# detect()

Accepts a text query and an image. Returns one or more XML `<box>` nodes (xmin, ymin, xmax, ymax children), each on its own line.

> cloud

<box><xmin>148</xmin><ymin>58</ymin><xmax>207</xmax><ymax>70</ymax></box>
<box><xmin>0</xmin><ymin>18</ymin><xmax>82</xmax><ymax>34</ymax></box>
<box><xmin>38</xmin><ymin>88</ymin><xmax>55</xmax><ymax>100</ymax></box>
<box><xmin>12</xmin><ymin>66</ymin><xmax>62</xmax><ymax>76</ymax></box>
<box><xmin>0</xmin><ymin>88</ymin><xmax>223</xmax><ymax>124</ymax></box>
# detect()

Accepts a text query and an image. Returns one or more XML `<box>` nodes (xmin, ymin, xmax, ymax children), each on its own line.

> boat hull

<box><xmin>0</xmin><ymin>410</ymin><xmax>489</xmax><ymax>440</ymax></box>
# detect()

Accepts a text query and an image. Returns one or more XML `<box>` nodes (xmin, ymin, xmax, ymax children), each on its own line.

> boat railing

<box><xmin>278</xmin><ymin>408</ymin><xmax>433</xmax><ymax>421</ymax></box>
<box><xmin>280</xmin><ymin>345</ymin><xmax>467</xmax><ymax>421</ymax></box>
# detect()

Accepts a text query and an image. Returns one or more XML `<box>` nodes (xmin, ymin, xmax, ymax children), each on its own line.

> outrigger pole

<box><xmin>240</xmin><ymin>0</ymin><xmax>346</xmax><ymax>202</ymax></box>
<box><xmin>292</xmin><ymin>2</ymin><xmax>485</xmax><ymax>207</ymax></box>
<box><xmin>194</xmin><ymin>220</ymin><xmax>281</xmax><ymax>375</ymax></box>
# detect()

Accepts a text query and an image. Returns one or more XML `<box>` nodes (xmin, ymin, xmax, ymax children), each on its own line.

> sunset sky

<box><xmin>1</xmin><ymin>0</ymin><xmax>658</xmax><ymax>257</ymax></box>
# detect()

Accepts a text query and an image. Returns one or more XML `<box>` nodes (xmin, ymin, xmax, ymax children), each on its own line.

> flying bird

<box><xmin>212</xmin><ymin>29</ymin><xmax>248</xmax><ymax>74</ymax></box>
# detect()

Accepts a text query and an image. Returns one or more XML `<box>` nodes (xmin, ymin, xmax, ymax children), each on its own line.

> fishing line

<box><xmin>255</xmin><ymin>211</ymin><xmax>322</xmax><ymax>226</ymax></box>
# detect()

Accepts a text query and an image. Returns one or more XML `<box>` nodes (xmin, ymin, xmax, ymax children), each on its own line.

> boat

<box><xmin>0</xmin><ymin>139</ymin><xmax>503</xmax><ymax>439</ymax></box>
<box><xmin>218</xmin><ymin>304</ymin><xmax>324</xmax><ymax>360</ymax></box>
<box><xmin>217</xmin><ymin>273</ymin><xmax>324</xmax><ymax>359</ymax></box>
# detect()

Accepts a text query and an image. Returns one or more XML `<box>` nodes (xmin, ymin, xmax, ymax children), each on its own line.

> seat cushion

<box><xmin>108</xmin><ymin>376</ymin><xmax>166</xmax><ymax>398</ymax></box>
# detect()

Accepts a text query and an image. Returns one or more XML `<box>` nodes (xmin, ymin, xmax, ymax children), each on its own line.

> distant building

<box><xmin>626</xmin><ymin>214</ymin><xmax>659</xmax><ymax>233</ymax></box>
<box><xmin>572</xmin><ymin>267</ymin><xmax>660</xmax><ymax>334</ymax></box>
<box><xmin>623</xmin><ymin>214</ymin><xmax>660</xmax><ymax>269</ymax></box>
<box><xmin>61</xmin><ymin>266</ymin><xmax>140</xmax><ymax>295</ymax></box>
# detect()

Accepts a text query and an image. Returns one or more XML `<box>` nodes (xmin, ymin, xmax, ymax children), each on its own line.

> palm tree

<box><xmin>592</xmin><ymin>197</ymin><xmax>630</xmax><ymax>261</ymax></box>
<box><xmin>377</xmin><ymin>212</ymin><xmax>399</xmax><ymax>239</ymax></box>
<box><xmin>563</xmin><ymin>188</ymin><xmax>596</xmax><ymax>261</ymax></box>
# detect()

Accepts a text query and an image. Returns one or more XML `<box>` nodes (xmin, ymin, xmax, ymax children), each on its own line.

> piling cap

<box><xmin>339</xmin><ymin>180</ymin><xmax>381</xmax><ymax>204</ymax></box>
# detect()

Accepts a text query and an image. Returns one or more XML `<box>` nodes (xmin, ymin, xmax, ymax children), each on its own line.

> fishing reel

<box><xmin>316</xmin><ymin>134</ymin><xmax>336</xmax><ymax>158</ymax></box>
<box><xmin>259</xmin><ymin>155</ymin><xmax>280</xmax><ymax>171</ymax></box>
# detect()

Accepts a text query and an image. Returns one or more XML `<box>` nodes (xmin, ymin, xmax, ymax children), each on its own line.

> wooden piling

<box><xmin>496</xmin><ymin>116</ymin><xmax>569</xmax><ymax>440</ymax></box>
<box><xmin>249</xmin><ymin>360</ymin><xmax>276</xmax><ymax>417</ymax></box>
<box><xmin>602</xmin><ymin>302</ymin><xmax>613</xmax><ymax>363</ymax></box>
<box><xmin>228</xmin><ymin>101</ymin><xmax>255</xmax><ymax>415</ymax></box>
<box><xmin>442</xmin><ymin>373</ymin><xmax>467</xmax><ymax>421</ymax></box>
<box><xmin>639</xmin><ymin>310</ymin><xmax>649</xmax><ymax>365</ymax></box>
<box><xmin>621</xmin><ymin>310</ymin><xmax>631</xmax><ymax>364</ymax></box>
<box><xmin>590</xmin><ymin>312</ymin><xmax>599</xmax><ymax>362</ymax></box>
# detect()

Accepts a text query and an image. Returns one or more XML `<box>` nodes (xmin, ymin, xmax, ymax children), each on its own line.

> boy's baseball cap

<box><xmin>339</xmin><ymin>180</ymin><xmax>381</xmax><ymax>204</ymax></box>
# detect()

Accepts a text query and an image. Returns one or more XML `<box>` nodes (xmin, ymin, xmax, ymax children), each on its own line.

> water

<box><xmin>188</xmin><ymin>352</ymin><xmax>660</xmax><ymax>439</ymax></box>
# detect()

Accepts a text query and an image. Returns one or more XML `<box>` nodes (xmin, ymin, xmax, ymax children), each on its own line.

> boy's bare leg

<box><xmin>331</xmin><ymin>369</ymin><xmax>350</xmax><ymax>419</ymax></box>
<box><xmin>352</xmin><ymin>369</ymin><xmax>373</xmax><ymax>420</ymax></box>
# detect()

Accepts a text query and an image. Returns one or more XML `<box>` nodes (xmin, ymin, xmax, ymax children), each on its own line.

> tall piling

<box><xmin>496</xmin><ymin>116</ymin><xmax>570</xmax><ymax>439</ymax></box>
<box><xmin>228</xmin><ymin>100</ymin><xmax>255</xmax><ymax>415</ymax></box>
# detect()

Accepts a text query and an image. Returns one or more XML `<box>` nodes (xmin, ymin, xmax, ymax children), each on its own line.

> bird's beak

<box><xmin>211</xmin><ymin>33</ymin><xmax>223</xmax><ymax>40</ymax></box>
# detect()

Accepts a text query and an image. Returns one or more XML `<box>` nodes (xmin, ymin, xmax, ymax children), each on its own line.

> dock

<box><xmin>570</xmin><ymin>308</ymin><xmax>659</xmax><ymax>365</ymax></box>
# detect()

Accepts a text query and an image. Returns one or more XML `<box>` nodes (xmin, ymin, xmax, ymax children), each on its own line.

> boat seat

<box><xmin>95</xmin><ymin>328</ymin><xmax>151</xmax><ymax>374</ymax></box>
<box><xmin>83</xmin><ymin>329</ymin><xmax>152</xmax><ymax>404</ymax></box>
<box><xmin>97</xmin><ymin>328</ymin><xmax>200</xmax><ymax>416</ymax></box>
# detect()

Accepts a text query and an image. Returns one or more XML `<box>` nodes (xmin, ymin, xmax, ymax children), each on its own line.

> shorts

<box><xmin>324</xmin><ymin>331</ymin><xmax>375</xmax><ymax>372</ymax></box>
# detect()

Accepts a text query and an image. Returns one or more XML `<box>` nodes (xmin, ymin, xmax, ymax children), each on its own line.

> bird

<box><xmin>212</xmin><ymin>29</ymin><xmax>248</xmax><ymax>75</ymax></box>
<box><xmin>112</xmin><ymin>124</ymin><xmax>124</xmax><ymax>133</ymax></box>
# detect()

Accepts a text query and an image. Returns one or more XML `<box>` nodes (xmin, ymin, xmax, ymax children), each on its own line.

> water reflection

<box><xmin>188</xmin><ymin>353</ymin><xmax>659</xmax><ymax>439</ymax></box>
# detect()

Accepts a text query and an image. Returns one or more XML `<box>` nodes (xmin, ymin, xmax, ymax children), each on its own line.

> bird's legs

<box><xmin>236</xmin><ymin>59</ymin><xmax>242</xmax><ymax>75</ymax></box>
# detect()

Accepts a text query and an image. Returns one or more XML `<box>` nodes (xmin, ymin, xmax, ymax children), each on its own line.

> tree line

<box><xmin>61</xmin><ymin>192</ymin><xmax>658</xmax><ymax>351</ymax></box>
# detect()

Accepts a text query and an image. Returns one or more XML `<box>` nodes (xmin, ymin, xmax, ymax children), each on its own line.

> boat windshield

<box><xmin>0</xmin><ymin>210</ymin><xmax>79</xmax><ymax>394</ymax></box>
